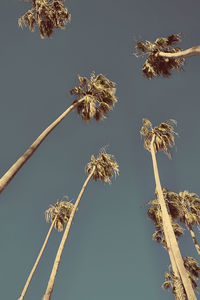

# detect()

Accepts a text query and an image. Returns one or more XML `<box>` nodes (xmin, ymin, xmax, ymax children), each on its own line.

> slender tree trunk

<box><xmin>150</xmin><ymin>135</ymin><xmax>196</xmax><ymax>300</ymax></box>
<box><xmin>187</xmin><ymin>225</ymin><xmax>200</xmax><ymax>257</ymax></box>
<box><xmin>18</xmin><ymin>218</ymin><xmax>56</xmax><ymax>300</ymax></box>
<box><xmin>158</xmin><ymin>46</ymin><xmax>200</xmax><ymax>59</ymax></box>
<box><xmin>42</xmin><ymin>166</ymin><xmax>96</xmax><ymax>300</ymax></box>
<box><xmin>0</xmin><ymin>99</ymin><xmax>84</xmax><ymax>194</ymax></box>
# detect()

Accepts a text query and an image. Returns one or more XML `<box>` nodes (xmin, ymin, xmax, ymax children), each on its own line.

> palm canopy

<box><xmin>18</xmin><ymin>0</ymin><xmax>71</xmax><ymax>38</ymax></box>
<box><xmin>134</xmin><ymin>33</ymin><xmax>185</xmax><ymax>79</ymax></box>
<box><xmin>162</xmin><ymin>257</ymin><xmax>200</xmax><ymax>296</ymax></box>
<box><xmin>166</xmin><ymin>190</ymin><xmax>200</xmax><ymax>228</ymax></box>
<box><xmin>45</xmin><ymin>197</ymin><xmax>74</xmax><ymax>232</ymax></box>
<box><xmin>147</xmin><ymin>191</ymin><xmax>184</xmax><ymax>248</ymax></box>
<box><xmin>140</xmin><ymin>118</ymin><xmax>178</xmax><ymax>158</ymax></box>
<box><xmin>86</xmin><ymin>147</ymin><xmax>119</xmax><ymax>184</ymax></box>
<box><xmin>70</xmin><ymin>73</ymin><xmax>117</xmax><ymax>122</ymax></box>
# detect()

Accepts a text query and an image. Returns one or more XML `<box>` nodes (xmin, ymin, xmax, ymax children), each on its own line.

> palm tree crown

<box><xmin>134</xmin><ymin>33</ymin><xmax>185</xmax><ymax>79</ymax></box>
<box><xmin>140</xmin><ymin>118</ymin><xmax>177</xmax><ymax>158</ymax></box>
<box><xmin>70</xmin><ymin>73</ymin><xmax>117</xmax><ymax>122</ymax></box>
<box><xmin>18</xmin><ymin>0</ymin><xmax>71</xmax><ymax>38</ymax></box>
<box><xmin>45</xmin><ymin>197</ymin><xmax>74</xmax><ymax>232</ymax></box>
<box><xmin>86</xmin><ymin>148</ymin><xmax>119</xmax><ymax>184</ymax></box>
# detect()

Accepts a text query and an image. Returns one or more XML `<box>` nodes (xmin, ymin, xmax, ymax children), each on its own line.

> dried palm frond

<box><xmin>45</xmin><ymin>197</ymin><xmax>74</xmax><ymax>231</ymax></box>
<box><xmin>140</xmin><ymin>118</ymin><xmax>177</xmax><ymax>158</ymax></box>
<box><xmin>70</xmin><ymin>73</ymin><xmax>117</xmax><ymax>122</ymax></box>
<box><xmin>18</xmin><ymin>0</ymin><xmax>71</xmax><ymax>38</ymax></box>
<box><xmin>134</xmin><ymin>33</ymin><xmax>185</xmax><ymax>79</ymax></box>
<box><xmin>86</xmin><ymin>147</ymin><xmax>119</xmax><ymax>184</ymax></box>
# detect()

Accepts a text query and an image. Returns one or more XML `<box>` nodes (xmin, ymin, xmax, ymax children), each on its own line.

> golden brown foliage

<box><xmin>18</xmin><ymin>0</ymin><xmax>71</xmax><ymax>38</ymax></box>
<box><xmin>70</xmin><ymin>73</ymin><xmax>117</xmax><ymax>122</ymax></box>
<box><xmin>134</xmin><ymin>34</ymin><xmax>185</xmax><ymax>79</ymax></box>
<box><xmin>45</xmin><ymin>197</ymin><xmax>74</xmax><ymax>231</ymax></box>
<box><xmin>86</xmin><ymin>147</ymin><xmax>119</xmax><ymax>184</ymax></box>
<box><xmin>140</xmin><ymin>118</ymin><xmax>177</xmax><ymax>158</ymax></box>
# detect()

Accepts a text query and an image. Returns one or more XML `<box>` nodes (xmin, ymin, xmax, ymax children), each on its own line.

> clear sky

<box><xmin>0</xmin><ymin>0</ymin><xmax>200</xmax><ymax>299</ymax></box>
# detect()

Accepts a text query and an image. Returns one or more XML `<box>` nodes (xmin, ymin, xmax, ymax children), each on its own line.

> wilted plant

<box><xmin>134</xmin><ymin>34</ymin><xmax>185</xmax><ymax>79</ymax></box>
<box><xmin>141</xmin><ymin>118</ymin><xmax>197</xmax><ymax>299</ymax></box>
<box><xmin>42</xmin><ymin>148</ymin><xmax>119</xmax><ymax>300</ymax></box>
<box><xmin>0</xmin><ymin>73</ymin><xmax>117</xmax><ymax>195</ymax></box>
<box><xmin>18</xmin><ymin>197</ymin><xmax>74</xmax><ymax>300</ymax></box>
<box><xmin>71</xmin><ymin>73</ymin><xmax>117</xmax><ymax>122</ymax></box>
<box><xmin>18</xmin><ymin>0</ymin><xmax>71</xmax><ymax>38</ymax></box>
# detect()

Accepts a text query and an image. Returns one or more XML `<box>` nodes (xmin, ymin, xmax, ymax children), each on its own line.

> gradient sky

<box><xmin>0</xmin><ymin>0</ymin><xmax>200</xmax><ymax>299</ymax></box>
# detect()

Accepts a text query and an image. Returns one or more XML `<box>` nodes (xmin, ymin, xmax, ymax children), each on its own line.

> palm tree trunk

<box><xmin>0</xmin><ymin>99</ymin><xmax>84</xmax><ymax>194</ymax></box>
<box><xmin>158</xmin><ymin>46</ymin><xmax>200</xmax><ymax>59</ymax></box>
<box><xmin>18</xmin><ymin>218</ymin><xmax>56</xmax><ymax>300</ymax></box>
<box><xmin>187</xmin><ymin>225</ymin><xmax>200</xmax><ymax>257</ymax></box>
<box><xmin>42</xmin><ymin>166</ymin><xmax>96</xmax><ymax>300</ymax></box>
<box><xmin>150</xmin><ymin>135</ymin><xmax>196</xmax><ymax>300</ymax></box>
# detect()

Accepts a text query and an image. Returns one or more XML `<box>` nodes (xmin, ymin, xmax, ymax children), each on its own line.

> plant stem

<box><xmin>18</xmin><ymin>218</ymin><xmax>56</xmax><ymax>300</ymax></box>
<box><xmin>158</xmin><ymin>46</ymin><xmax>200</xmax><ymax>59</ymax></box>
<box><xmin>0</xmin><ymin>99</ymin><xmax>84</xmax><ymax>194</ymax></box>
<box><xmin>188</xmin><ymin>226</ymin><xmax>200</xmax><ymax>257</ymax></box>
<box><xmin>42</xmin><ymin>166</ymin><xmax>96</xmax><ymax>300</ymax></box>
<box><xmin>150</xmin><ymin>135</ymin><xmax>196</xmax><ymax>300</ymax></box>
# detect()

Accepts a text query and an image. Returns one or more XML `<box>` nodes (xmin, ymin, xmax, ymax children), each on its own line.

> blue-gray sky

<box><xmin>0</xmin><ymin>0</ymin><xmax>200</xmax><ymax>299</ymax></box>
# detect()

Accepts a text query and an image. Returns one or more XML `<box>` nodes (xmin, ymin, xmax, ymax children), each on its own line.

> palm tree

<box><xmin>140</xmin><ymin>118</ymin><xmax>197</xmax><ymax>300</ymax></box>
<box><xmin>134</xmin><ymin>34</ymin><xmax>200</xmax><ymax>79</ymax></box>
<box><xmin>147</xmin><ymin>192</ymin><xmax>185</xmax><ymax>300</ymax></box>
<box><xmin>166</xmin><ymin>190</ymin><xmax>200</xmax><ymax>256</ymax></box>
<box><xmin>42</xmin><ymin>148</ymin><xmax>119</xmax><ymax>300</ymax></box>
<box><xmin>147</xmin><ymin>193</ymin><xmax>184</xmax><ymax>249</ymax></box>
<box><xmin>162</xmin><ymin>257</ymin><xmax>200</xmax><ymax>299</ymax></box>
<box><xmin>18</xmin><ymin>198</ymin><xmax>74</xmax><ymax>300</ymax></box>
<box><xmin>0</xmin><ymin>73</ymin><xmax>117</xmax><ymax>194</ymax></box>
<box><xmin>18</xmin><ymin>0</ymin><xmax>71</xmax><ymax>38</ymax></box>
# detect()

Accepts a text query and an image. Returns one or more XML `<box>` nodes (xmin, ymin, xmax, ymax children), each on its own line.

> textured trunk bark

<box><xmin>18</xmin><ymin>218</ymin><xmax>56</xmax><ymax>300</ymax></box>
<box><xmin>0</xmin><ymin>99</ymin><xmax>84</xmax><ymax>194</ymax></box>
<box><xmin>150</xmin><ymin>135</ymin><xmax>196</xmax><ymax>300</ymax></box>
<box><xmin>158</xmin><ymin>46</ymin><xmax>200</xmax><ymax>59</ymax></box>
<box><xmin>188</xmin><ymin>225</ymin><xmax>200</xmax><ymax>257</ymax></box>
<box><xmin>42</xmin><ymin>166</ymin><xmax>96</xmax><ymax>300</ymax></box>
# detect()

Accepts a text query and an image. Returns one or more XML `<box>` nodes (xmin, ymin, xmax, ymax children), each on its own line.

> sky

<box><xmin>0</xmin><ymin>0</ymin><xmax>200</xmax><ymax>299</ymax></box>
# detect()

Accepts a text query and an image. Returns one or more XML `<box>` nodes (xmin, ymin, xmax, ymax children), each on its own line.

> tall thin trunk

<box><xmin>0</xmin><ymin>99</ymin><xmax>84</xmax><ymax>194</ymax></box>
<box><xmin>158</xmin><ymin>46</ymin><xmax>200</xmax><ymax>59</ymax></box>
<box><xmin>150</xmin><ymin>135</ymin><xmax>196</xmax><ymax>300</ymax></box>
<box><xmin>42</xmin><ymin>166</ymin><xmax>96</xmax><ymax>300</ymax></box>
<box><xmin>188</xmin><ymin>225</ymin><xmax>200</xmax><ymax>257</ymax></box>
<box><xmin>18</xmin><ymin>218</ymin><xmax>56</xmax><ymax>300</ymax></box>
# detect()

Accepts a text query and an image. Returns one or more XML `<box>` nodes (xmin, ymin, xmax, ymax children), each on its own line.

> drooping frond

<box><xmin>86</xmin><ymin>147</ymin><xmax>119</xmax><ymax>184</ymax></box>
<box><xmin>70</xmin><ymin>73</ymin><xmax>117</xmax><ymax>122</ymax></box>
<box><xmin>184</xmin><ymin>256</ymin><xmax>200</xmax><ymax>290</ymax></box>
<box><xmin>18</xmin><ymin>0</ymin><xmax>71</xmax><ymax>38</ymax></box>
<box><xmin>45</xmin><ymin>197</ymin><xmax>74</xmax><ymax>231</ymax></box>
<box><xmin>134</xmin><ymin>33</ymin><xmax>185</xmax><ymax>79</ymax></box>
<box><xmin>140</xmin><ymin>118</ymin><xmax>177</xmax><ymax>158</ymax></box>
<box><xmin>162</xmin><ymin>267</ymin><xmax>186</xmax><ymax>299</ymax></box>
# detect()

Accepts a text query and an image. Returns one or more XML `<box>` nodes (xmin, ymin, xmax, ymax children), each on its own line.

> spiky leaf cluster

<box><xmin>45</xmin><ymin>198</ymin><xmax>74</xmax><ymax>231</ymax></box>
<box><xmin>70</xmin><ymin>73</ymin><xmax>117</xmax><ymax>122</ymax></box>
<box><xmin>134</xmin><ymin>34</ymin><xmax>185</xmax><ymax>79</ymax></box>
<box><xmin>140</xmin><ymin>119</ymin><xmax>177</xmax><ymax>158</ymax></box>
<box><xmin>86</xmin><ymin>148</ymin><xmax>119</xmax><ymax>184</ymax></box>
<box><xmin>18</xmin><ymin>0</ymin><xmax>71</xmax><ymax>38</ymax></box>
<box><xmin>178</xmin><ymin>191</ymin><xmax>200</xmax><ymax>228</ymax></box>
<box><xmin>162</xmin><ymin>268</ymin><xmax>186</xmax><ymax>299</ymax></box>
<box><xmin>184</xmin><ymin>256</ymin><xmax>200</xmax><ymax>290</ymax></box>
<box><xmin>148</xmin><ymin>189</ymin><xmax>184</xmax><ymax>248</ymax></box>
